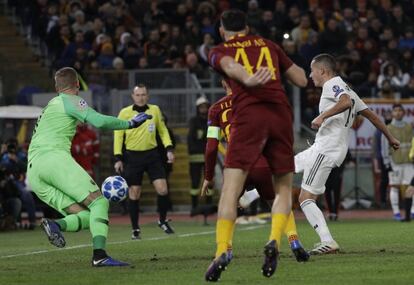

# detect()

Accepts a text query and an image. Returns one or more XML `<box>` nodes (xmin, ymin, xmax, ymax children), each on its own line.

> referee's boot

<box><xmin>41</xmin><ymin>218</ymin><xmax>66</xmax><ymax>248</ymax></box>
<box><xmin>158</xmin><ymin>219</ymin><xmax>174</xmax><ymax>234</ymax></box>
<box><xmin>262</xmin><ymin>240</ymin><xmax>279</xmax><ymax>278</ymax></box>
<box><xmin>205</xmin><ymin>253</ymin><xmax>229</xmax><ymax>282</ymax></box>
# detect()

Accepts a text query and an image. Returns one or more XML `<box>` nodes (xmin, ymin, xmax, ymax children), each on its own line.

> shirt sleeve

<box><xmin>114</xmin><ymin>109</ymin><xmax>127</xmax><ymax>156</ymax></box>
<box><xmin>206</xmin><ymin>105</ymin><xmax>221</xmax><ymax>140</ymax></box>
<box><xmin>63</xmin><ymin>96</ymin><xmax>130</xmax><ymax>129</ymax></box>
<box><xmin>354</xmin><ymin>96</ymin><xmax>368</xmax><ymax>114</ymax></box>
<box><xmin>271</xmin><ymin>41</ymin><xmax>293</xmax><ymax>73</ymax></box>
<box><xmin>208</xmin><ymin>46</ymin><xmax>226</xmax><ymax>74</ymax></box>
<box><xmin>154</xmin><ymin>106</ymin><xmax>173</xmax><ymax>148</ymax></box>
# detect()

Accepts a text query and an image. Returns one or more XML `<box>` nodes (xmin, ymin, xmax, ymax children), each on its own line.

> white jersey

<box><xmin>313</xmin><ymin>76</ymin><xmax>368</xmax><ymax>166</ymax></box>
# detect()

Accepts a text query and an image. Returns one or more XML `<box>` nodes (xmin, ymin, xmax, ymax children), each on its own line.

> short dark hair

<box><xmin>312</xmin><ymin>53</ymin><xmax>337</xmax><ymax>73</ymax></box>
<box><xmin>54</xmin><ymin>67</ymin><xmax>79</xmax><ymax>92</ymax></box>
<box><xmin>392</xmin><ymin>103</ymin><xmax>404</xmax><ymax>110</ymax></box>
<box><xmin>221</xmin><ymin>9</ymin><xmax>247</xmax><ymax>32</ymax></box>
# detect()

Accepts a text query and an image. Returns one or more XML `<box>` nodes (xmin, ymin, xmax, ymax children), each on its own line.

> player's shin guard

<box><xmin>390</xmin><ymin>187</ymin><xmax>400</xmax><ymax>215</ymax></box>
<box><xmin>57</xmin><ymin>210</ymin><xmax>90</xmax><ymax>232</ymax></box>
<box><xmin>269</xmin><ymin>213</ymin><xmax>288</xmax><ymax>247</ymax></box>
<box><xmin>157</xmin><ymin>194</ymin><xmax>169</xmax><ymax>222</ymax></box>
<box><xmin>300</xmin><ymin>199</ymin><xmax>333</xmax><ymax>242</ymax></box>
<box><xmin>88</xmin><ymin>196</ymin><xmax>109</xmax><ymax>250</ymax></box>
<box><xmin>284</xmin><ymin>211</ymin><xmax>298</xmax><ymax>237</ymax></box>
<box><xmin>215</xmin><ymin>219</ymin><xmax>234</xmax><ymax>259</ymax></box>
<box><xmin>128</xmin><ymin>199</ymin><xmax>140</xmax><ymax>230</ymax></box>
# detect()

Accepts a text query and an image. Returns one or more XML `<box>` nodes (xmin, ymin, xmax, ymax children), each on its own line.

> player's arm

<box><xmin>284</xmin><ymin>64</ymin><xmax>308</xmax><ymax>87</ymax></box>
<box><xmin>359</xmin><ymin>108</ymin><xmax>400</xmax><ymax>150</ymax></box>
<box><xmin>409</xmin><ymin>138</ymin><xmax>414</xmax><ymax>161</ymax></box>
<box><xmin>311</xmin><ymin>94</ymin><xmax>352</xmax><ymax>129</ymax></box>
<box><xmin>219</xmin><ymin>56</ymin><xmax>272</xmax><ymax>87</ymax></box>
<box><xmin>113</xmin><ymin>110</ymin><xmax>126</xmax><ymax>173</ymax></box>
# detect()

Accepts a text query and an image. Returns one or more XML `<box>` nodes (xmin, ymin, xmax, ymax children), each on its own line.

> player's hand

<box><xmin>311</xmin><ymin>115</ymin><xmax>324</xmax><ymax>130</ymax></box>
<box><xmin>114</xmin><ymin>161</ymin><xmax>124</xmax><ymax>173</ymax></box>
<box><xmin>243</xmin><ymin>67</ymin><xmax>273</xmax><ymax>87</ymax></box>
<box><xmin>201</xmin><ymin>179</ymin><xmax>214</xmax><ymax>197</ymax></box>
<box><xmin>167</xmin><ymin>151</ymin><xmax>175</xmax><ymax>163</ymax></box>
<box><xmin>129</xmin><ymin>113</ymin><xmax>152</xmax><ymax>128</ymax></box>
<box><xmin>389</xmin><ymin>137</ymin><xmax>400</xmax><ymax>150</ymax></box>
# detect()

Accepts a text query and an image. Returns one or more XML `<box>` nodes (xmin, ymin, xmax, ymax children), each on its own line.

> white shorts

<box><xmin>389</xmin><ymin>163</ymin><xmax>414</xmax><ymax>186</ymax></box>
<box><xmin>295</xmin><ymin>147</ymin><xmax>336</xmax><ymax>195</ymax></box>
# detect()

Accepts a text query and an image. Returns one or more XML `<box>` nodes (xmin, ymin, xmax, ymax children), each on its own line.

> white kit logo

<box><xmin>148</xmin><ymin>123</ymin><xmax>155</xmax><ymax>132</ymax></box>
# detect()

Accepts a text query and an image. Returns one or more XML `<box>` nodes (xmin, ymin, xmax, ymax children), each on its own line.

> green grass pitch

<box><xmin>0</xmin><ymin>219</ymin><xmax>413</xmax><ymax>285</ymax></box>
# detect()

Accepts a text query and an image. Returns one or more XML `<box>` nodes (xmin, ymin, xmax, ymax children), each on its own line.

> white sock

<box><xmin>411</xmin><ymin>195</ymin><xmax>414</xmax><ymax>214</ymax></box>
<box><xmin>390</xmin><ymin>187</ymin><xmax>400</xmax><ymax>215</ymax></box>
<box><xmin>239</xmin><ymin>188</ymin><xmax>260</xmax><ymax>208</ymax></box>
<box><xmin>300</xmin><ymin>199</ymin><xmax>333</xmax><ymax>243</ymax></box>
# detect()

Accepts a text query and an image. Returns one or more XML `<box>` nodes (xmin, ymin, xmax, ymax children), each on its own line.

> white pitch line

<box><xmin>0</xmin><ymin>225</ymin><xmax>264</xmax><ymax>259</ymax></box>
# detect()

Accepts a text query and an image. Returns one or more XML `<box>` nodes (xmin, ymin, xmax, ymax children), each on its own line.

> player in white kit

<box><xmin>296</xmin><ymin>54</ymin><xmax>400</xmax><ymax>254</ymax></box>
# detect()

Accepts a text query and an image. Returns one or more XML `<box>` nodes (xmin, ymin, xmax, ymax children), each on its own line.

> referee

<box><xmin>114</xmin><ymin>84</ymin><xmax>175</xmax><ymax>239</ymax></box>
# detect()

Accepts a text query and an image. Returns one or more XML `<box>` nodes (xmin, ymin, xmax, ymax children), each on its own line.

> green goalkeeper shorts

<box><xmin>27</xmin><ymin>150</ymin><xmax>100</xmax><ymax>216</ymax></box>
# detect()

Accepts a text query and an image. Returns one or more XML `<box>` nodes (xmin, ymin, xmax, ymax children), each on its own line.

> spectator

<box><xmin>377</xmin><ymin>63</ymin><xmax>410</xmax><ymax>90</ymax></box>
<box><xmin>377</xmin><ymin>79</ymin><xmax>396</xmax><ymax>99</ymax></box>
<box><xmin>71</xmin><ymin>10</ymin><xmax>92</xmax><ymax>34</ymax></box>
<box><xmin>97</xmin><ymin>42</ymin><xmax>115</xmax><ymax>69</ymax></box>
<box><xmin>290</xmin><ymin>14</ymin><xmax>317</xmax><ymax>48</ymax></box>
<box><xmin>401</xmin><ymin>77</ymin><xmax>414</xmax><ymax>98</ymax></box>
<box><xmin>318</xmin><ymin>18</ymin><xmax>347</xmax><ymax>55</ymax></box>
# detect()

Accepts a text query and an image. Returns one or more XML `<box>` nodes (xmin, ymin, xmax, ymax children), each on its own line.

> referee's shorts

<box><xmin>124</xmin><ymin>148</ymin><xmax>166</xmax><ymax>186</ymax></box>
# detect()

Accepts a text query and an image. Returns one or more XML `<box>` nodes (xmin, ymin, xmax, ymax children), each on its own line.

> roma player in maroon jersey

<box><xmin>202</xmin><ymin>80</ymin><xmax>309</xmax><ymax>265</ymax></box>
<box><xmin>204</xmin><ymin>9</ymin><xmax>308</xmax><ymax>282</ymax></box>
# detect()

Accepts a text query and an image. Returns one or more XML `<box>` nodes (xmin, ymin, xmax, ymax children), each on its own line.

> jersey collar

<box><xmin>228</xmin><ymin>33</ymin><xmax>247</xmax><ymax>41</ymax></box>
<box><xmin>133</xmin><ymin>104</ymin><xmax>149</xmax><ymax>112</ymax></box>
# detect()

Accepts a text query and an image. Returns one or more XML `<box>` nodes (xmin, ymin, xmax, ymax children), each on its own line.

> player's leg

<box><xmin>124</xmin><ymin>158</ymin><xmax>144</xmax><ymax>239</ymax></box>
<box><xmin>401</xmin><ymin>164</ymin><xmax>414</xmax><ymax>222</ymax></box>
<box><xmin>148</xmin><ymin>150</ymin><xmax>174</xmax><ymax>233</ymax></box>
<box><xmin>260</xmin><ymin>102</ymin><xmax>299</xmax><ymax>276</ymax></box>
<box><xmin>205</xmin><ymin>168</ymin><xmax>248</xmax><ymax>282</ymax></box>
<box><xmin>388</xmin><ymin>163</ymin><xmax>402</xmax><ymax>220</ymax></box>
<box><xmin>298</xmin><ymin>153</ymin><xmax>339</xmax><ymax>254</ymax></box>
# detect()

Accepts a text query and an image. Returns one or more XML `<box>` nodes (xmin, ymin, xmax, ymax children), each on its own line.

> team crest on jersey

<box><xmin>332</xmin><ymin>85</ymin><xmax>344</xmax><ymax>97</ymax></box>
<box><xmin>78</xmin><ymin>99</ymin><xmax>88</xmax><ymax>110</ymax></box>
<box><xmin>148</xmin><ymin>122</ymin><xmax>155</xmax><ymax>132</ymax></box>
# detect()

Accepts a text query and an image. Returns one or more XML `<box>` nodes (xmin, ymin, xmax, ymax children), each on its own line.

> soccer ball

<box><xmin>101</xmin><ymin>176</ymin><xmax>128</xmax><ymax>202</ymax></box>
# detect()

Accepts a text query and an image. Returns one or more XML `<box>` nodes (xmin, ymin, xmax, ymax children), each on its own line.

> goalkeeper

<box><xmin>27</xmin><ymin>67</ymin><xmax>151</xmax><ymax>267</ymax></box>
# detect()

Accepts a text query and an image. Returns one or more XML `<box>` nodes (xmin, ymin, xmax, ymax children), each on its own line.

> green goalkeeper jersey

<box><xmin>29</xmin><ymin>92</ymin><xmax>130</xmax><ymax>160</ymax></box>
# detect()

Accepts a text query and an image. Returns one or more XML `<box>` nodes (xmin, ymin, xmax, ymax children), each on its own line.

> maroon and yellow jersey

<box><xmin>207</xmin><ymin>95</ymin><xmax>233</xmax><ymax>142</ymax></box>
<box><xmin>208</xmin><ymin>34</ymin><xmax>293</xmax><ymax>114</ymax></box>
<box><xmin>204</xmin><ymin>92</ymin><xmax>268</xmax><ymax>180</ymax></box>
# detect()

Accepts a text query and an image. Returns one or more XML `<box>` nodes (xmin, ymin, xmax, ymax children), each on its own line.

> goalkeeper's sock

<box><xmin>56</xmin><ymin>210</ymin><xmax>90</xmax><ymax>232</ymax></box>
<box><xmin>284</xmin><ymin>211</ymin><xmax>298</xmax><ymax>238</ymax></box>
<box><xmin>301</xmin><ymin>199</ymin><xmax>333</xmax><ymax>243</ymax></box>
<box><xmin>88</xmin><ymin>196</ymin><xmax>109</xmax><ymax>250</ymax></box>
<box><xmin>390</xmin><ymin>187</ymin><xmax>400</xmax><ymax>215</ymax></box>
<box><xmin>269</xmin><ymin>213</ymin><xmax>288</xmax><ymax>247</ymax></box>
<box><xmin>128</xmin><ymin>199</ymin><xmax>140</xmax><ymax>230</ymax></box>
<box><xmin>157</xmin><ymin>194</ymin><xmax>169</xmax><ymax>222</ymax></box>
<box><xmin>215</xmin><ymin>219</ymin><xmax>234</xmax><ymax>259</ymax></box>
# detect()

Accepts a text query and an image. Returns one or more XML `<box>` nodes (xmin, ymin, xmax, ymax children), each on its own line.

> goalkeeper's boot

<box><xmin>92</xmin><ymin>256</ymin><xmax>129</xmax><ymax>267</ymax></box>
<box><xmin>309</xmin><ymin>240</ymin><xmax>340</xmax><ymax>255</ymax></box>
<box><xmin>158</xmin><ymin>219</ymin><xmax>174</xmax><ymax>234</ymax></box>
<box><xmin>262</xmin><ymin>240</ymin><xmax>279</xmax><ymax>278</ymax></box>
<box><xmin>41</xmin><ymin>218</ymin><xmax>66</xmax><ymax>248</ymax></box>
<box><xmin>290</xmin><ymin>239</ymin><xmax>310</xmax><ymax>262</ymax></box>
<box><xmin>205</xmin><ymin>253</ymin><xmax>229</xmax><ymax>282</ymax></box>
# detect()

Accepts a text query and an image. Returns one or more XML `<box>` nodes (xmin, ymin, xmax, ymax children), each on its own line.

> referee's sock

<box><xmin>158</xmin><ymin>194</ymin><xmax>169</xmax><ymax>222</ymax></box>
<box><xmin>128</xmin><ymin>199</ymin><xmax>140</xmax><ymax>230</ymax></box>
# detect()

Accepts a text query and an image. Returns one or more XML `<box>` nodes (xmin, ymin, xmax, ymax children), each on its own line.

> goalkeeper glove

<box><xmin>129</xmin><ymin>113</ymin><xmax>152</xmax><ymax>128</ymax></box>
